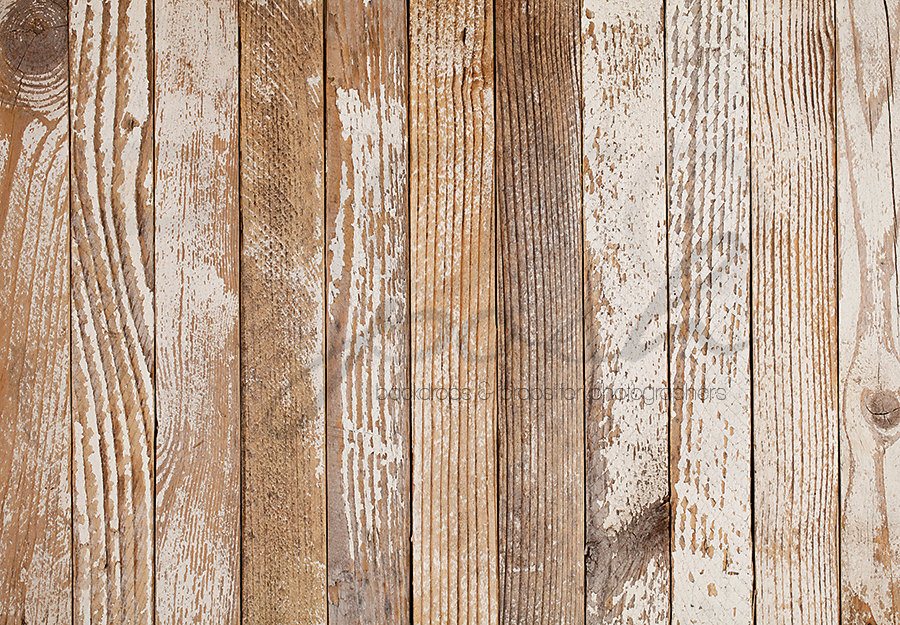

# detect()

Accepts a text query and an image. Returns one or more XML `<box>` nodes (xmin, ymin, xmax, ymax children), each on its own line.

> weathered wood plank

<box><xmin>496</xmin><ymin>0</ymin><xmax>584</xmax><ymax>622</ymax></box>
<box><xmin>325</xmin><ymin>1</ymin><xmax>409</xmax><ymax>623</ymax></box>
<box><xmin>409</xmin><ymin>0</ymin><xmax>497</xmax><ymax>623</ymax></box>
<box><xmin>582</xmin><ymin>1</ymin><xmax>669</xmax><ymax>622</ymax></box>
<box><xmin>154</xmin><ymin>0</ymin><xmax>240</xmax><ymax>620</ymax></box>
<box><xmin>239</xmin><ymin>0</ymin><xmax>326</xmax><ymax>621</ymax></box>
<box><xmin>69</xmin><ymin>0</ymin><xmax>155</xmax><ymax>620</ymax></box>
<box><xmin>837</xmin><ymin>0</ymin><xmax>900</xmax><ymax>621</ymax></box>
<box><xmin>0</xmin><ymin>1</ymin><xmax>71</xmax><ymax>622</ymax></box>
<box><xmin>666</xmin><ymin>0</ymin><xmax>752</xmax><ymax>621</ymax></box>
<box><xmin>751</xmin><ymin>0</ymin><xmax>839</xmax><ymax>623</ymax></box>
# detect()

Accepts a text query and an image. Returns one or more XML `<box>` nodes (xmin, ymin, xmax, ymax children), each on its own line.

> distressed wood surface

<box><xmin>409</xmin><ymin>1</ymin><xmax>497</xmax><ymax>623</ymax></box>
<box><xmin>239</xmin><ymin>0</ymin><xmax>326</xmax><ymax>621</ymax></box>
<box><xmin>153</xmin><ymin>0</ymin><xmax>240</xmax><ymax>620</ymax></box>
<box><xmin>0</xmin><ymin>0</ymin><xmax>71</xmax><ymax>622</ymax></box>
<box><xmin>496</xmin><ymin>0</ymin><xmax>584</xmax><ymax>622</ymax></box>
<box><xmin>837</xmin><ymin>0</ymin><xmax>900</xmax><ymax>622</ymax></box>
<box><xmin>325</xmin><ymin>0</ymin><xmax>409</xmax><ymax>623</ymax></box>
<box><xmin>582</xmin><ymin>1</ymin><xmax>669</xmax><ymax>622</ymax></box>
<box><xmin>666</xmin><ymin>0</ymin><xmax>752</xmax><ymax>622</ymax></box>
<box><xmin>69</xmin><ymin>0</ymin><xmax>155</xmax><ymax>621</ymax></box>
<box><xmin>751</xmin><ymin>0</ymin><xmax>839</xmax><ymax>623</ymax></box>
<box><xmin>9</xmin><ymin>3</ymin><xmax>900</xmax><ymax>622</ymax></box>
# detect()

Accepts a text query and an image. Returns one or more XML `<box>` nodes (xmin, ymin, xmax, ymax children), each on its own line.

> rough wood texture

<box><xmin>69</xmin><ymin>0</ymin><xmax>155</xmax><ymax>621</ymax></box>
<box><xmin>751</xmin><ymin>0</ymin><xmax>839</xmax><ymax>623</ymax></box>
<box><xmin>240</xmin><ymin>0</ymin><xmax>326</xmax><ymax>621</ymax></box>
<box><xmin>325</xmin><ymin>0</ymin><xmax>409</xmax><ymax>623</ymax></box>
<box><xmin>0</xmin><ymin>0</ymin><xmax>71</xmax><ymax>622</ymax></box>
<box><xmin>154</xmin><ymin>0</ymin><xmax>240</xmax><ymax>620</ymax></box>
<box><xmin>666</xmin><ymin>0</ymin><xmax>752</xmax><ymax>622</ymax></box>
<box><xmin>409</xmin><ymin>0</ymin><xmax>497</xmax><ymax>623</ymax></box>
<box><xmin>582</xmin><ymin>1</ymin><xmax>669</xmax><ymax>622</ymax></box>
<box><xmin>837</xmin><ymin>0</ymin><xmax>900</xmax><ymax>621</ymax></box>
<box><xmin>496</xmin><ymin>0</ymin><xmax>584</xmax><ymax>622</ymax></box>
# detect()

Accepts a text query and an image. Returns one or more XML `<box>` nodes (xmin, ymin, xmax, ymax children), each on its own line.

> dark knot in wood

<box><xmin>0</xmin><ymin>0</ymin><xmax>67</xmax><ymax>113</ymax></box>
<box><xmin>863</xmin><ymin>390</ymin><xmax>900</xmax><ymax>430</ymax></box>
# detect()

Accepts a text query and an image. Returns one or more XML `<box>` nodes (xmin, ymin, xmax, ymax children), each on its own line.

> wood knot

<box><xmin>863</xmin><ymin>389</ymin><xmax>900</xmax><ymax>430</ymax></box>
<box><xmin>0</xmin><ymin>0</ymin><xmax>67</xmax><ymax>113</ymax></box>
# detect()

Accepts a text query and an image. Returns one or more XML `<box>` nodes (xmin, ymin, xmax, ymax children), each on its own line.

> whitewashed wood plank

<box><xmin>837</xmin><ymin>0</ymin><xmax>900</xmax><ymax>621</ymax></box>
<box><xmin>751</xmin><ymin>0</ymin><xmax>839</xmax><ymax>623</ymax></box>
<box><xmin>583</xmin><ymin>0</ymin><xmax>669</xmax><ymax>622</ymax></box>
<box><xmin>154</xmin><ymin>0</ymin><xmax>240</xmax><ymax>620</ymax></box>
<box><xmin>667</xmin><ymin>0</ymin><xmax>753</xmax><ymax>621</ymax></box>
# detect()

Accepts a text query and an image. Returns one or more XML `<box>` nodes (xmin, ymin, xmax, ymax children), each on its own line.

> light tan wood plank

<box><xmin>325</xmin><ymin>0</ymin><xmax>409</xmax><ymax>622</ymax></box>
<box><xmin>409</xmin><ymin>1</ymin><xmax>497</xmax><ymax>623</ymax></box>
<box><xmin>495</xmin><ymin>0</ymin><xmax>584</xmax><ymax>622</ymax></box>
<box><xmin>239</xmin><ymin>0</ymin><xmax>326</xmax><ymax>621</ymax></box>
<box><xmin>837</xmin><ymin>0</ymin><xmax>900</xmax><ymax>621</ymax></box>
<box><xmin>666</xmin><ymin>0</ymin><xmax>752</xmax><ymax>621</ymax></box>
<box><xmin>0</xmin><ymin>1</ymin><xmax>71</xmax><ymax>622</ymax></box>
<box><xmin>154</xmin><ymin>0</ymin><xmax>240</xmax><ymax>620</ymax></box>
<box><xmin>582</xmin><ymin>0</ymin><xmax>669</xmax><ymax>622</ymax></box>
<box><xmin>69</xmin><ymin>0</ymin><xmax>155</xmax><ymax>620</ymax></box>
<box><xmin>751</xmin><ymin>0</ymin><xmax>839</xmax><ymax>623</ymax></box>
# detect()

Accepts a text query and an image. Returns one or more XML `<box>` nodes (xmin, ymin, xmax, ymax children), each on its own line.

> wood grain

<box><xmin>837</xmin><ymin>0</ymin><xmax>900</xmax><ymax>621</ymax></box>
<box><xmin>666</xmin><ymin>0</ymin><xmax>752</xmax><ymax>622</ymax></box>
<box><xmin>239</xmin><ymin>0</ymin><xmax>326</xmax><ymax>621</ymax></box>
<box><xmin>751</xmin><ymin>0</ymin><xmax>839</xmax><ymax>623</ymax></box>
<box><xmin>582</xmin><ymin>1</ymin><xmax>668</xmax><ymax>622</ymax></box>
<box><xmin>496</xmin><ymin>0</ymin><xmax>584</xmax><ymax>622</ymax></box>
<box><xmin>69</xmin><ymin>0</ymin><xmax>155</xmax><ymax>621</ymax></box>
<box><xmin>325</xmin><ymin>0</ymin><xmax>409</xmax><ymax>623</ymax></box>
<box><xmin>409</xmin><ymin>1</ymin><xmax>497</xmax><ymax>623</ymax></box>
<box><xmin>0</xmin><ymin>0</ymin><xmax>70</xmax><ymax>622</ymax></box>
<box><xmin>153</xmin><ymin>0</ymin><xmax>240</xmax><ymax>620</ymax></box>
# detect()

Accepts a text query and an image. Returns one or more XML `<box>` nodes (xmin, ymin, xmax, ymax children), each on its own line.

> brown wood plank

<box><xmin>153</xmin><ymin>0</ymin><xmax>240</xmax><ymax>620</ymax></box>
<box><xmin>325</xmin><ymin>0</ymin><xmax>409</xmax><ymax>623</ymax></box>
<box><xmin>0</xmin><ymin>0</ymin><xmax>71</xmax><ymax>622</ymax></box>
<box><xmin>69</xmin><ymin>0</ymin><xmax>155</xmax><ymax>620</ymax></box>
<box><xmin>666</xmin><ymin>0</ymin><xmax>752</xmax><ymax>621</ymax></box>
<box><xmin>495</xmin><ymin>0</ymin><xmax>584</xmax><ymax>622</ymax></box>
<box><xmin>581</xmin><ymin>1</ymin><xmax>669</xmax><ymax>622</ymax></box>
<box><xmin>409</xmin><ymin>0</ymin><xmax>497</xmax><ymax>623</ymax></box>
<box><xmin>837</xmin><ymin>0</ymin><xmax>900</xmax><ymax>621</ymax></box>
<box><xmin>750</xmin><ymin>0</ymin><xmax>839</xmax><ymax>622</ymax></box>
<box><xmin>239</xmin><ymin>0</ymin><xmax>326</xmax><ymax>621</ymax></box>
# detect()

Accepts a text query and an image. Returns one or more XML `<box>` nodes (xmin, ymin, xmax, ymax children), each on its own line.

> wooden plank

<box><xmin>69</xmin><ymin>0</ymin><xmax>155</xmax><ymax>621</ymax></box>
<box><xmin>325</xmin><ymin>0</ymin><xmax>409</xmax><ymax>623</ymax></box>
<box><xmin>0</xmin><ymin>0</ymin><xmax>71</xmax><ymax>622</ymax></box>
<box><xmin>581</xmin><ymin>0</ymin><xmax>669</xmax><ymax>622</ymax></box>
<box><xmin>837</xmin><ymin>0</ymin><xmax>900</xmax><ymax>621</ymax></box>
<box><xmin>666</xmin><ymin>0</ymin><xmax>752</xmax><ymax>621</ymax></box>
<box><xmin>751</xmin><ymin>0</ymin><xmax>839</xmax><ymax>623</ymax></box>
<box><xmin>153</xmin><ymin>0</ymin><xmax>239</xmax><ymax>620</ymax></box>
<box><xmin>409</xmin><ymin>0</ymin><xmax>497</xmax><ymax>623</ymax></box>
<box><xmin>495</xmin><ymin>0</ymin><xmax>583</xmax><ymax>622</ymax></box>
<box><xmin>239</xmin><ymin>0</ymin><xmax>326</xmax><ymax>621</ymax></box>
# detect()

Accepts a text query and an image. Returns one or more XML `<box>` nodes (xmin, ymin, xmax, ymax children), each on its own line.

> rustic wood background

<box><xmin>0</xmin><ymin>0</ymin><xmax>891</xmax><ymax>622</ymax></box>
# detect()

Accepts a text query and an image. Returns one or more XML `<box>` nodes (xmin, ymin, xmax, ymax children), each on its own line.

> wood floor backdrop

<box><xmin>0</xmin><ymin>0</ymin><xmax>889</xmax><ymax>622</ymax></box>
